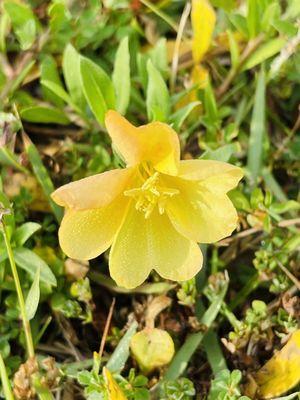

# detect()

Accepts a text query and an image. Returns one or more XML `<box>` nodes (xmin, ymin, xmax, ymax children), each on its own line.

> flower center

<box><xmin>124</xmin><ymin>171</ymin><xmax>179</xmax><ymax>219</ymax></box>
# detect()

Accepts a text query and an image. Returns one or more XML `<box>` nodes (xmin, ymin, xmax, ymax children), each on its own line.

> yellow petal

<box><xmin>164</xmin><ymin>175</ymin><xmax>239</xmax><ymax>243</ymax></box>
<box><xmin>178</xmin><ymin>160</ymin><xmax>243</xmax><ymax>193</ymax></box>
<box><xmin>58</xmin><ymin>195</ymin><xmax>129</xmax><ymax>260</ymax></box>
<box><xmin>191</xmin><ymin>0</ymin><xmax>216</xmax><ymax>63</ymax></box>
<box><xmin>191</xmin><ymin>64</ymin><xmax>209</xmax><ymax>89</ymax></box>
<box><xmin>103</xmin><ymin>367</ymin><xmax>128</xmax><ymax>400</ymax></box>
<box><xmin>254</xmin><ymin>330</ymin><xmax>300</xmax><ymax>399</ymax></box>
<box><xmin>109</xmin><ymin>205</ymin><xmax>202</xmax><ymax>289</ymax></box>
<box><xmin>105</xmin><ymin>110</ymin><xmax>180</xmax><ymax>175</ymax></box>
<box><xmin>52</xmin><ymin>167</ymin><xmax>134</xmax><ymax>210</ymax></box>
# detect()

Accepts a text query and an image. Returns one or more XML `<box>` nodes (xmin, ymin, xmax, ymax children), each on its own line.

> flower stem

<box><xmin>1</xmin><ymin>222</ymin><xmax>35</xmax><ymax>358</ymax></box>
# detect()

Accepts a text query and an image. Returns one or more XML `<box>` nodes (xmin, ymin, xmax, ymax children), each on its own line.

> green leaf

<box><xmin>62</xmin><ymin>44</ymin><xmax>86</xmax><ymax>110</ymax></box>
<box><xmin>0</xmin><ymin>146</ymin><xmax>28</xmax><ymax>173</ymax></box>
<box><xmin>4</xmin><ymin>0</ymin><xmax>37</xmax><ymax>50</ymax></box>
<box><xmin>80</xmin><ymin>56</ymin><xmax>115</xmax><ymax>125</ymax></box>
<box><xmin>242</xmin><ymin>37</ymin><xmax>285</xmax><ymax>71</ymax></box>
<box><xmin>40</xmin><ymin>55</ymin><xmax>65</xmax><ymax>107</ymax></box>
<box><xmin>113</xmin><ymin>36</ymin><xmax>130</xmax><ymax>115</ymax></box>
<box><xmin>9</xmin><ymin>60</ymin><xmax>35</xmax><ymax>98</ymax></box>
<box><xmin>25</xmin><ymin>266</ymin><xmax>40</xmax><ymax>320</ymax></box>
<box><xmin>200</xmin><ymin>143</ymin><xmax>240</xmax><ymax>162</ymax></box>
<box><xmin>40</xmin><ymin>80</ymin><xmax>82</xmax><ymax>116</ymax></box>
<box><xmin>227</xmin><ymin>29</ymin><xmax>240</xmax><ymax>69</ymax></box>
<box><xmin>0</xmin><ymin>354</ymin><xmax>14</xmax><ymax>400</ymax></box>
<box><xmin>146</xmin><ymin>59</ymin><xmax>170</xmax><ymax>122</ymax></box>
<box><xmin>13</xmin><ymin>222</ymin><xmax>41</xmax><ymax>246</ymax></box>
<box><xmin>20</xmin><ymin>106</ymin><xmax>70</xmax><ymax>125</ymax></box>
<box><xmin>170</xmin><ymin>101</ymin><xmax>201</xmax><ymax>131</ymax></box>
<box><xmin>202</xmin><ymin>330</ymin><xmax>227</xmax><ymax>375</ymax></box>
<box><xmin>0</xmin><ymin>11</ymin><xmax>10</xmax><ymax>53</ymax></box>
<box><xmin>211</xmin><ymin>0</ymin><xmax>236</xmax><ymax>10</ymax></box>
<box><xmin>247</xmin><ymin>68</ymin><xmax>266</xmax><ymax>182</ymax></box>
<box><xmin>23</xmin><ymin>133</ymin><xmax>63</xmax><ymax>223</ymax></box>
<box><xmin>164</xmin><ymin>280</ymin><xmax>228</xmax><ymax>380</ymax></box>
<box><xmin>106</xmin><ymin>320</ymin><xmax>138</xmax><ymax>372</ymax></box>
<box><xmin>150</xmin><ymin>37</ymin><xmax>168</xmax><ymax>77</ymax></box>
<box><xmin>13</xmin><ymin>247</ymin><xmax>56</xmax><ymax>286</ymax></box>
<box><xmin>247</xmin><ymin>0</ymin><xmax>260</xmax><ymax>38</ymax></box>
<box><xmin>204</xmin><ymin>79</ymin><xmax>218</xmax><ymax>124</ymax></box>
<box><xmin>137</xmin><ymin>53</ymin><xmax>148</xmax><ymax>93</ymax></box>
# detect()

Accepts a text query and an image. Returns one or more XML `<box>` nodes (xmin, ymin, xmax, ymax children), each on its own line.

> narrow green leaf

<box><xmin>25</xmin><ymin>266</ymin><xmax>40</xmax><ymax>320</ymax></box>
<box><xmin>200</xmin><ymin>143</ymin><xmax>240</xmax><ymax>162</ymax></box>
<box><xmin>150</xmin><ymin>37</ymin><xmax>168</xmax><ymax>77</ymax></box>
<box><xmin>0</xmin><ymin>11</ymin><xmax>10</xmax><ymax>53</ymax></box>
<box><xmin>211</xmin><ymin>0</ymin><xmax>236</xmax><ymax>11</ymax></box>
<box><xmin>62</xmin><ymin>44</ymin><xmax>86</xmax><ymax>110</ymax></box>
<box><xmin>227</xmin><ymin>29</ymin><xmax>240</xmax><ymax>68</ymax></box>
<box><xmin>0</xmin><ymin>353</ymin><xmax>14</xmax><ymax>400</ymax></box>
<box><xmin>20</xmin><ymin>106</ymin><xmax>70</xmax><ymax>125</ymax></box>
<box><xmin>40</xmin><ymin>55</ymin><xmax>65</xmax><ymax>107</ymax></box>
<box><xmin>204</xmin><ymin>79</ymin><xmax>218</xmax><ymax>123</ymax></box>
<box><xmin>40</xmin><ymin>80</ymin><xmax>82</xmax><ymax>116</ymax></box>
<box><xmin>0</xmin><ymin>147</ymin><xmax>28</xmax><ymax>173</ymax></box>
<box><xmin>242</xmin><ymin>37</ymin><xmax>285</xmax><ymax>71</ymax></box>
<box><xmin>202</xmin><ymin>330</ymin><xmax>227</xmax><ymax>375</ymax></box>
<box><xmin>80</xmin><ymin>56</ymin><xmax>115</xmax><ymax>125</ymax></box>
<box><xmin>247</xmin><ymin>0</ymin><xmax>260</xmax><ymax>38</ymax></box>
<box><xmin>106</xmin><ymin>320</ymin><xmax>138</xmax><ymax>372</ymax></box>
<box><xmin>23</xmin><ymin>132</ymin><xmax>63</xmax><ymax>222</ymax></box>
<box><xmin>170</xmin><ymin>101</ymin><xmax>201</xmax><ymax>131</ymax></box>
<box><xmin>146</xmin><ymin>59</ymin><xmax>170</xmax><ymax>122</ymax></box>
<box><xmin>14</xmin><ymin>222</ymin><xmax>41</xmax><ymax>246</ymax></box>
<box><xmin>13</xmin><ymin>247</ymin><xmax>56</xmax><ymax>286</ymax></box>
<box><xmin>113</xmin><ymin>36</ymin><xmax>130</xmax><ymax>115</ymax></box>
<box><xmin>247</xmin><ymin>68</ymin><xmax>265</xmax><ymax>182</ymax></box>
<box><xmin>164</xmin><ymin>281</ymin><xmax>228</xmax><ymax>380</ymax></box>
<box><xmin>9</xmin><ymin>60</ymin><xmax>35</xmax><ymax>97</ymax></box>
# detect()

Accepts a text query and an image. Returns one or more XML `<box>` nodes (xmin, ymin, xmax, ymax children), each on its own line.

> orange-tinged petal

<box><xmin>52</xmin><ymin>168</ymin><xmax>134</xmax><ymax>210</ymax></box>
<box><xmin>191</xmin><ymin>0</ymin><xmax>216</xmax><ymax>63</ymax></box>
<box><xmin>178</xmin><ymin>160</ymin><xmax>243</xmax><ymax>193</ymax></box>
<box><xmin>109</xmin><ymin>206</ymin><xmax>202</xmax><ymax>289</ymax></box>
<box><xmin>105</xmin><ymin>110</ymin><xmax>180</xmax><ymax>175</ymax></box>
<box><xmin>164</xmin><ymin>175</ymin><xmax>238</xmax><ymax>243</ymax></box>
<box><xmin>103</xmin><ymin>367</ymin><xmax>128</xmax><ymax>400</ymax></box>
<box><xmin>58</xmin><ymin>195</ymin><xmax>129</xmax><ymax>260</ymax></box>
<box><xmin>254</xmin><ymin>330</ymin><xmax>300</xmax><ymax>399</ymax></box>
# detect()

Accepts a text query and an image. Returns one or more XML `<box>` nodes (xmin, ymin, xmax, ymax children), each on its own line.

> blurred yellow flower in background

<box><xmin>52</xmin><ymin>111</ymin><xmax>243</xmax><ymax>288</ymax></box>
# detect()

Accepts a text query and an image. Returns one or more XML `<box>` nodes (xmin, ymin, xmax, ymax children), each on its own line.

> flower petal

<box><xmin>178</xmin><ymin>160</ymin><xmax>243</xmax><ymax>193</ymax></box>
<box><xmin>105</xmin><ymin>110</ymin><xmax>180</xmax><ymax>175</ymax></box>
<box><xmin>52</xmin><ymin>167</ymin><xmax>134</xmax><ymax>210</ymax></box>
<box><xmin>164</xmin><ymin>176</ymin><xmax>239</xmax><ymax>243</ymax></box>
<box><xmin>58</xmin><ymin>195</ymin><xmax>129</xmax><ymax>260</ymax></box>
<box><xmin>109</xmin><ymin>205</ymin><xmax>202</xmax><ymax>289</ymax></box>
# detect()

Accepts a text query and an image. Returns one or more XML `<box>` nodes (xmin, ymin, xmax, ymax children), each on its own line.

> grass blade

<box><xmin>164</xmin><ymin>280</ymin><xmax>228</xmax><ymax>380</ymax></box>
<box><xmin>202</xmin><ymin>330</ymin><xmax>227</xmax><ymax>375</ymax></box>
<box><xmin>22</xmin><ymin>132</ymin><xmax>63</xmax><ymax>223</ymax></box>
<box><xmin>0</xmin><ymin>353</ymin><xmax>14</xmax><ymax>400</ymax></box>
<box><xmin>247</xmin><ymin>67</ymin><xmax>266</xmax><ymax>183</ymax></box>
<box><xmin>106</xmin><ymin>320</ymin><xmax>138</xmax><ymax>372</ymax></box>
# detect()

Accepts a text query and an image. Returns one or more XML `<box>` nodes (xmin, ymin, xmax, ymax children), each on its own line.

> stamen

<box><xmin>124</xmin><ymin>170</ymin><xmax>179</xmax><ymax>219</ymax></box>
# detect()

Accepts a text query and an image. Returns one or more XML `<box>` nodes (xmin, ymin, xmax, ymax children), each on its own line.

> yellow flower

<box><xmin>52</xmin><ymin>111</ymin><xmax>243</xmax><ymax>289</ymax></box>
